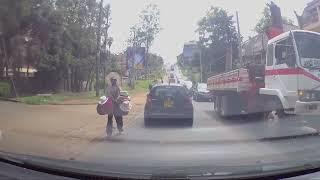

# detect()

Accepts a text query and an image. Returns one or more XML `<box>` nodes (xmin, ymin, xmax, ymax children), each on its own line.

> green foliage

<box><xmin>0</xmin><ymin>0</ymin><xmax>112</xmax><ymax>92</ymax></box>
<box><xmin>18</xmin><ymin>92</ymin><xmax>98</xmax><ymax>105</ymax></box>
<box><xmin>18</xmin><ymin>95</ymin><xmax>62</xmax><ymax>105</ymax></box>
<box><xmin>0</xmin><ymin>82</ymin><xmax>11</xmax><ymax>97</ymax></box>
<box><xmin>128</xmin><ymin>4</ymin><xmax>161</xmax><ymax>48</ymax></box>
<box><xmin>123</xmin><ymin>80</ymin><xmax>150</xmax><ymax>95</ymax></box>
<box><xmin>180</xmin><ymin>7</ymin><xmax>240</xmax><ymax>80</ymax></box>
<box><xmin>255</xmin><ymin>6</ymin><xmax>295</xmax><ymax>33</ymax></box>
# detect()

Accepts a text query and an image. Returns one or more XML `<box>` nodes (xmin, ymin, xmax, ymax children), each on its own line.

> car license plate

<box><xmin>164</xmin><ymin>99</ymin><xmax>173</xmax><ymax>108</ymax></box>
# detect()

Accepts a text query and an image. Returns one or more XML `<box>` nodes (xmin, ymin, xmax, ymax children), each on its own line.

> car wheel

<box><xmin>185</xmin><ymin>118</ymin><xmax>193</xmax><ymax>127</ymax></box>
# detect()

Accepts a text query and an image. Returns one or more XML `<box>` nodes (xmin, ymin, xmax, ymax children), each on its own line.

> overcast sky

<box><xmin>105</xmin><ymin>0</ymin><xmax>309</xmax><ymax>64</ymax></box>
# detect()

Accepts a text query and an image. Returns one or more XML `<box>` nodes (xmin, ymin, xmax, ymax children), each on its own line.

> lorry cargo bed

<box><xmin>207</xmin><ymin>68</ymin><xmax>251</xmax><ymax>92</ymax></box>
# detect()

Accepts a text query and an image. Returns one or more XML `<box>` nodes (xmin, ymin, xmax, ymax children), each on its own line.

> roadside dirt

<box><xmin>0</xmin><ymin>92</ymin><xmax>147</xmax><ymax>160</ymax></box>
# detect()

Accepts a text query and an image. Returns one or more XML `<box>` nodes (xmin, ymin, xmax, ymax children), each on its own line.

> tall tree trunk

<box><xmin>85</xmin><ymin>63</ymin><xmax>95</xmax><ymax>91</ymax></box>
<box><xmin>1</xmin><ymin>38</ymin><xmax>8</xmax><ymax>78</ymax></box>
<box><xmin>67</xmin><ymin>66</ymin><xmax>71</xmax><ymax>92</ymax></box>
<box><xmin>89</xmin><ymin>74</ymin><xmax>94</xmax><ymax>91</ymax></box>
<box><xmin>26</xmin><ymin>64</ymin><xmax>29</xmax><ymax>78</ymax></box>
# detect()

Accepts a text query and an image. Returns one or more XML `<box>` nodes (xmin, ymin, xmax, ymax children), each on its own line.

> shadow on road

<box><xmin>203</xmin><ymin>110</ymin><xmax>266</xmax><ymax>125</ymax></box>
<box><xmin>203</xmin><ymin>110</ymin><xmax>302</xmax><ymax>127</ymax></box>
<box><xmin>145</xmin><ymin>119</ymin><xmax>192</xmax><ymax>129</ymax></box>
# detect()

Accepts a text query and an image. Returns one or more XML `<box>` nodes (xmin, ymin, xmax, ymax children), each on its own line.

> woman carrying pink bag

<box><xmin>105</xmin><ymin>77</ymin><xmax>124</xmax><ymax>137</ymax></box>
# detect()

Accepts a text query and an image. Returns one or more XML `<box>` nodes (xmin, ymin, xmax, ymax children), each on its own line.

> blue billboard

<box><xmin>126</xmin><ymin>47</ymin><xmax>146</xmax><ymax>70</ymax></box>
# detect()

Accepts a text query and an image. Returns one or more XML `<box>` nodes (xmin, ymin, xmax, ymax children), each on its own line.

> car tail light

<box><xmin>185</xmin><ymin>96</ymin><xmax>192</xmax><ymax>104</ymax></box>
<box><xmin>147</xmin><ymin>94</ymin><xmax>152</xmax><ymax>103</ymax></box>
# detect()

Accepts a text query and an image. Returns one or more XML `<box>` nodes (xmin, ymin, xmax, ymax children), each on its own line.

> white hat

<box><xmin>99</xmin><ymin>96</ymin><xmax>108</xmax><ymax>105</ymax></box>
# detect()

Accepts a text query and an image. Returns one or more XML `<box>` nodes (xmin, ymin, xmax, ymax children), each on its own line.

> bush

<box><xmin>0</xmin><ymin>81</ymin><xmax>11</xmax><ymax>97</ymax></box>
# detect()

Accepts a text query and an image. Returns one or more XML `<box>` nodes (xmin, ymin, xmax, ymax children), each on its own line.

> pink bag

<box><xmin>97</xmin><ymin>97</ymin><xmax>113</xmax><ymax>115</ymax></box>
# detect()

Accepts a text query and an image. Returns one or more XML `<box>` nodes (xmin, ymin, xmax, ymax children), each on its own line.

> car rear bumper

<box><xmin>295</xmin><ymin>101</ymin><xmax>320</xmax><ymax>115</ymax></box>
<box><xmin>145</xmin><ymin>112</ymin><xmax>193</xmax><ymax>119</ymax></box>
<box><xmin>196</xmin><ymin>93</ymin><xmax>213</xmax><ymax>101</ymax></box>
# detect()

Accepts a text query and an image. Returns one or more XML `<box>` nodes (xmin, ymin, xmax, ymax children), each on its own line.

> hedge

<box><xmin>0</xmin><ymin>81</ymin><xmax>11</xmax><ymax>97</ymax></box>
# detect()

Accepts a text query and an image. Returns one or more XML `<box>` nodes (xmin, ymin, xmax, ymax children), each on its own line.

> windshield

<box><xmin>197</xmin><ymin>83</ymin><xmax>207</xmax><ymax>90</ymax></box>
<box><xmin>2</xmin><ymin>0</ymin><xmax>320</xmax><ymax>179</ymax></box>
<box><xmin>295</xmin><ymin>32</ymin><xmax>320</xmax><ymax>68</ymax></box>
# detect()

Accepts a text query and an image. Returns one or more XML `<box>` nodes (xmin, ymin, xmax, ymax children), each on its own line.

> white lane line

<box><xmin>0</xmin><ymin>130</ymin><xmax>2</xmax><ymax>141</ymax></box>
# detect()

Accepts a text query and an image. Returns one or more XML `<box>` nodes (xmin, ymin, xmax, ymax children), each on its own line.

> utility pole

<box><xmin>95</xmin><ymin>0</ymin><xmax>103</xmax><ymax>97</ymax></box>
<box><xmin>145</xmin><ymin>38</ymin><xmax>149</xmax><ymax>81</ymax></box>
<box><xmin>198</xmin><ymin>33</ymin><xmax>204</xmax><ymax>83</ymax></box>
<box><xmin>225</xmin><ymin>23</ymin><xmax>233</xmax><ymax>71</ymax></box>
<box><xmin>236</xmin><ymin>11</ymin><xmax>242</xmax><ymax>66</ymax></box>
<box><xmin>103</xmin><ymin>5</ymin><xmax>111</xmax><ymax>94</ymax></box>
<box><xmin>199</xmin><ymin>48</ymin><xmax>203</xmax><ymax>83</ymax></box>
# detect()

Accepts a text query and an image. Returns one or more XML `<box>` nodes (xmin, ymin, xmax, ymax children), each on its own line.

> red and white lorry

<box><xmin>208</xmin><ymin>30</ymin><xmax>320</xmax><ymax>117</ymax></box>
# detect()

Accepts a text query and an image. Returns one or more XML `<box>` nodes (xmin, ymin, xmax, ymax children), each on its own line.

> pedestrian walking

<box><xmin>106</xmin><ymin>77</ymin><xmax>124</xmax><ymax>137</ymax></box>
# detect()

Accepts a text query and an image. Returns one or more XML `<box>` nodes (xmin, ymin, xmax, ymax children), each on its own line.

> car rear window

<box><xmin>152</xmin><ymin>86</ymin><xmax>188</xmax><ymax>97</ymax></box>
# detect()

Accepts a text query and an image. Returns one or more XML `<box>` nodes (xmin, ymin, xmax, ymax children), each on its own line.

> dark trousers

<box><xmin>106</xmin><ymin>114</ymin><xmax>123</xmax><ymax>135</ymax></box>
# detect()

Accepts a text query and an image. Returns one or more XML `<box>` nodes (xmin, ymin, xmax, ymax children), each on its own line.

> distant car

<box><xmin>144</xmin><ymin>84</ymin><xmax>193</xmax><ymax>127</ymax></box>
<box><xmin>193</xmin><ymin>83</ymin><xmax>213</xmax><ymax>102</ymax></box>
<box><xmin>169</xmin><ymin>78</ymin><xmax>176</xmax><ymax>84</ymax></box>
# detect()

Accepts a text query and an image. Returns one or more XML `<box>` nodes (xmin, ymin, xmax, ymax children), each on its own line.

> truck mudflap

<box><xmin>295</xmin><ymin>101</ymin><xmax>320</xmax><ymax>115</ymax></box>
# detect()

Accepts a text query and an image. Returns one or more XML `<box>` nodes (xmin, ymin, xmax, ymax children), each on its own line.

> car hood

<box><xmin>2</xmin><ymin>151</ymin><xmax>320</xmax><ymax>179</ymax></box>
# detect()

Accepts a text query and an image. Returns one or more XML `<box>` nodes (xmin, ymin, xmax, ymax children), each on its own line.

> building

<box><xmin>182</xmin><ymin>41</ymin><xmax>198</xmax><ymax>64</ymax></box>
<box><xmin>241</xmin><ymin>23</ymin><xmax>298</xmax><ymax>65</ymax></box>
<box><xmin>300</xmin><ymin>0</ymin><xmax>320</xmax><ymax>32</ymax></box>
<box><xmin>2</xmin><ymin>66</ymin><xmax>37</xmax><ymax>77</ymax></box>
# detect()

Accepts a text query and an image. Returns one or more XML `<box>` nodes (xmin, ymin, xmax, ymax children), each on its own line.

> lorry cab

<box><xmin>263</xmin><ymin>30</ymin><xmax>320</xmax><ymax>114</ymax></box>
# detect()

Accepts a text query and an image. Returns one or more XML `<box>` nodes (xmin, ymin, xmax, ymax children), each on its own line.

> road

<box><xmin>71</xmin><ymin>100</ymin><xmax>320</xmax><ymax>176</ymax></box>
<box><xmin>2</xmin><ymin>98</ymin><xmax>320</xmax><ymax>175</ymax></box>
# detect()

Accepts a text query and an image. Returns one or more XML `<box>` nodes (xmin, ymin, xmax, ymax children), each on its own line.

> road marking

<box><xmin>0</xmin><ymin>130</ymin><xmax>2</xmax><ymax>141</ymax></box>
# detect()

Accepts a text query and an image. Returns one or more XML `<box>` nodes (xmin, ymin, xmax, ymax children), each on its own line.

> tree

<box><xmin>128</xmin><ymin>4</ymin><xmax>161</xmax><ymax>79</ymax></box>
<box><xmin>0</xmin><ymin>0</ymin><xmax>113</xmax><ymax>93</ymax></box>
<box><xmin>128</xmin><ymin>4</ymin><xmax>161</xmax><ymax>48</ymax></box>
<box><xmin>196</xmin><ymin>7</ymin><xmax>239</xmax><ymax>76</ymax></box>
<box><xmin>254</xmin><ymin>6</ymin><xmax>294</xmax><ymax>33</ymax></box>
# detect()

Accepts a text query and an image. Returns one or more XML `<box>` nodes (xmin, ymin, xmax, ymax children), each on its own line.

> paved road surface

<box><xmin>75</xmin><ymin>101</ymin><xmax>320</xmax><ymax>171</ymax></box>
<box><xmin>1</xmin><ymin>99</ymin><xmax>320</xmax><ymax>173</ymax></box>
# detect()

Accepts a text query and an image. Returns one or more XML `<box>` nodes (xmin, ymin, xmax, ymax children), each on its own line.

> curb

<box><xmin>48</xmin><ymin>102</ymin><xmax>97</xmax><ymax>105</ymax></box>
<box><xmin>0</xmin><ymin>97</ymin><xmax>97</xmax><ymax>105</ymax></box>
<box><xmin>0</xmin><ymin>97</ymin><xmax>20</xmax><ymax>103</ymax></box>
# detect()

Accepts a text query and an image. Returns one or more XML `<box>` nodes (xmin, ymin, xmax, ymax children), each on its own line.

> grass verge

<box><xmin>15</xmin><ymin>80</ymin><xmax>150</xmax><ymax>105</ymax></box>
<box><xmin>17</xmin><ymin>91</ymin><xmax>99</xmax><ymax>105</ymax></box>
<box><xmin>123</xmin><ymin>80</ymin><xmax>150</xmax><ymax>95</ymax></box>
